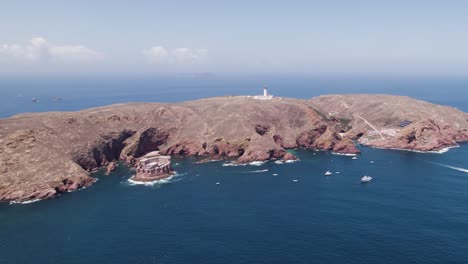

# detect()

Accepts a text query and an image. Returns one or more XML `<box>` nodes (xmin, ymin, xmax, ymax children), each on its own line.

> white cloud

<box><xmin>143</xmin><ymin>46</ymin><xmax>208</xmax><ymax>65</ymax></box>
<box><xmin>142</xmin><ymin>46</ymin><xmax>170</xmax><ymax>64</ymax></box>
<box><xmin>172</xmin><ymin>48</ymin><xmax>208</xmax><ymax>64</ymax></box>
<box><xmin>0</xmin><ymin>37</ymin><xmax>102</xmax><ymax>63</ymax></box>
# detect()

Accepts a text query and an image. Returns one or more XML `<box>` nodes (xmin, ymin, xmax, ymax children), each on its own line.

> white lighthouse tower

<box><xmin>254</xmin><ymin>85</ymin><xmax>273</xmax><ymax>100</ymax></box>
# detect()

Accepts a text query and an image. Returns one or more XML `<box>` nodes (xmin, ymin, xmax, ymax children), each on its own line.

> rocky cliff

<box><xmin>1</xmin><ymin>95</ymin><xmax>467</xmax><ymax>203</ymax></box>
<box><xmin>310</xmin><ymin>94</ymin><xmax>468</xmax><ymax>152</ymax></box>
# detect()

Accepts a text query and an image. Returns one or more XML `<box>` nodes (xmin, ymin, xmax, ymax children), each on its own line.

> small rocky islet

<box><xmin>1</xmin><ymin>94</ymin><xmax>467</xmax><ymax>203</ymax></box>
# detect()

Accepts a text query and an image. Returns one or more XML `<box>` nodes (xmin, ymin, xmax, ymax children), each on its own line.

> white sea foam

<box><xmin>372</xmin><ymin>145</ymin><xmax>459</xmax><ymax>154</ymax></box>
<box><xmin>127</xmin><ymin>172</ymin><xmax>186</xmax><ymax>186</ymax></box>
<box><xmin>10</xmin><ymin>198</ymin><xmax>42</xmax><ymax>205</ymax></box>
<box><xmin>223</xmin><ymin>161</ymin><xmax>266</xmax><ymax>166</ymax></box>
<box><xmin>249</xmin><ymin>161</ymin><xmax>265</xmax><ymax>166</ymax></box>
<box><xmin>222</xmin><ymin>162</ymin><xmax>246</xmax><ymax>167</ymax></box>
<box><xmin>332</xmin><ymin>152</ymin><xmax>358</xmax><ymax>157</ymax></box>
<box><xmin>194</xmin><ymin>159</ymin><xmax>221</xmax><ymax>164</ymax></box>
<box><xmin>274</xmin><ymin>159</ymin><xmax>298</xmax><ymax>164</ymax></box>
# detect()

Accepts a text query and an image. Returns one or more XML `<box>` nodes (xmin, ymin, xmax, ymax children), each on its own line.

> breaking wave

<box><xmin>373</xmin><ymin>145</ymin><xmax>459</xmax><ymax>154</ymax></box>
<box><xmin>9</xmin><ymin>198</ymin><xmax>42</xmax><ymax>205</ymax></box>
<box><xmin>249</xmin><ymin>161</ymin><xmax>265</xmax><ymax>166</ymax></box>
<box><xmin>274</xmin><ymin>159</ymin><xmax>298</xmax><ymax>164</ymax></box>
<box><xmin>222</xmin><ymin>161</ymin><xmax>265</xmax><ymax>166</ymax></box>
<box><xmin>127</xmin><ymin>172</ymin><xmax>187</xmax><ymax>186</ymax></box>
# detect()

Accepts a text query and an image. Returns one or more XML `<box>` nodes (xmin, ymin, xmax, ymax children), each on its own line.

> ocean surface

<box><xmin>1</xmin><ymin>75</ymin><xmax>468</xmax><ymax>264</ymax></box>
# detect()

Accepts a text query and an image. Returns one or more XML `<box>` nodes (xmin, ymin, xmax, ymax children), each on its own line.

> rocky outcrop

<box><xmin>332</xmin><ymin>138</ymin><xmax>361</xmax><ymax>155</ymax></box>
<box><xmin>297</xmin><ymin>126</ymin><xmax>360</xmax><ymax>154</ymax></box>
<box><xmin>310</xmin><ymin>95</ymin><xmax>468</xmax><ymax>152</ymax></box>
<box><xmin>105</xmin><ymin>162</ymin><xmax>117</xmax><ymax>175</ymax></box>
<box><xmin>1</xmin><ymin>95</ymin><xmax>466</xmax><ymax>203</ymax></box>
<box><xmin>360</xmin><ymin>119</ymin><xmax>462</xmax><ymax>152</ymax></box>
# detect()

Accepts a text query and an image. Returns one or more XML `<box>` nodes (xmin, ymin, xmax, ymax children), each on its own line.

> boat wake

<box><xmin>430</xmin><ymin>162</ymin><xmax>468</xmax><ymax>173</ymax></box>
<box><xmin>242</xmin><ymin>169</ymin><xmax>269</xmax><ymax>173</ymax></box>
<box><xmin>332</xmin><ymin>152</ymin><xmax>358</xmax><ymax>157</ymax></box>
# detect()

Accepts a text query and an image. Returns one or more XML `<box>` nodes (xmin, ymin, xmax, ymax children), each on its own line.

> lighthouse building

<box><xmin>254</xmin><ymin>86</ymin><xmax>273</xmax><ymax>100</ymax></box>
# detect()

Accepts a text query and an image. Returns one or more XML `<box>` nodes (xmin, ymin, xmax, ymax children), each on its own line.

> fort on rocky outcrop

<box><xmin>1</xmin><ymin>94</ymin><xmax>467</xmax><ymax>203</ymax></box>
<box><xmin>130</xmin><ymin>151</ymin><xmax>174</xmax><ymax>182</ymax></box>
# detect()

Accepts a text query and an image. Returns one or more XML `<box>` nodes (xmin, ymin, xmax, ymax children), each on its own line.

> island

<box><xmin>1</xmin><ymin>94</ymin><xmax>467</xmax><ymax>203</ymax></box>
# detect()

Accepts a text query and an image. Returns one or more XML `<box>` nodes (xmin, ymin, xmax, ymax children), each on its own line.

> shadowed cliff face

<box><xmin>1</xmin><ymin>95</ymin><xmax>467</xmax><ymax>203</ymax></box>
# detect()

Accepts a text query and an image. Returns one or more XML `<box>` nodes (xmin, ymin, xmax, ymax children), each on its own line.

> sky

<box><xmin>0</xmin><ymin>0</ymin><xmax>467</xmax><ymax>76</ymax></box>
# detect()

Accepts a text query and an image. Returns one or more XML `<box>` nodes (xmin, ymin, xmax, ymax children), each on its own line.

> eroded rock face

<box><xmin>72</xmin><ymin>129</ymin><xmax>135</xmax><ymax>171</ymax></box>
<box><xmin>105</xmin><ymin>162</ymin><xmax>117</xmax><ymax>175</ymax></box>
<box><xmin>1</xmin><ymin>95</ymin><xmax>466</xmax><ymax>202</ymax></box>
<box><xmin>296</xmin><ymin>125</ymin><xmax>328</xmax><ymax>148</ymax></box>
<box><xmin>0</xmin><ymin>129</ymin><xmax>95</xmax><ymax>203</ymax></box>
<box><xmin>333</xmin><ymin>138</ymin><xmax>361</xmax><ymax>155</ymax></box>
<box><xmin>310</xmin><ymin>95</ymin><xmax>468</xmax><ymax>152</ymax></box>
<box><xmin>362</xmin><ymin>119</ymin><xmax>461</xmax><ymax>152</ymax></box>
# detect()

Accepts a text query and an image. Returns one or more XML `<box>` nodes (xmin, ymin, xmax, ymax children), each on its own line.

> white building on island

<box><xmin>254</xmin><ymin>86</ymin><xmax>273</xmax><ymax>100</ymax></box>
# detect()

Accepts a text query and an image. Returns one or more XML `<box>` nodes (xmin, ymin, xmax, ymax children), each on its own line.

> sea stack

<box><xmin>130</xmin><ymin>151</ymin><xmax>174</xmax><ymax>182</ymax></box>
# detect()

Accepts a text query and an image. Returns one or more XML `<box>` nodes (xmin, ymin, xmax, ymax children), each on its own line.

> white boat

<box><xmin>352</xmin><ymin>157</ymin><xmax>358</xmax><ymax>160</ymax></box>
<box><xmin>324</xmin><ymin>171</ymin><xmax>332</xmax><ymax>176</ymax></box>
<box><xmin>361</xmin><ymin>176</ymin><xmax>373</xmax><ymax>183</ymax></box>
<box><xmin>272</xmin><ymin>173</ymin><xmax>278</xmax><ymax>176</ymax></box>
<box><xmin>292</xmin><ymin>179</ymin><xmax>298</xmax><ymax>182</ymax></box>
<box><xmin>216</xmin><ymin>182</ymin><xmax>220</xmax><ymax>185</ymax></box>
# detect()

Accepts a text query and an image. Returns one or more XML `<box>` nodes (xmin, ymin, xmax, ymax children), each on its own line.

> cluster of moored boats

<box><xmin>324</xmin><ymin>170</ymin><xmax>373</xmax><ymax>183</ymax></box>
<box><xmin>31</xmin><ymin>97</ymin><xmax>62</xmax><ymax>103</ymax></box>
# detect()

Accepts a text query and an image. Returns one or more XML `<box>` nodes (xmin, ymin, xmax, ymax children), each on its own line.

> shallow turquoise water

<box><xmin>1</xmin><ymin>146</ymin><xmax>468</xmax><ymax>263</ymax></box>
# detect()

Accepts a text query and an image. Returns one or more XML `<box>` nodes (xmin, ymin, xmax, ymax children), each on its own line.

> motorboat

<box><xmin>361</xmin><ymin>176</ymin><xmax>373</xmax><ymax>183</ymax></box>
<box><xmin>324</xmin><ymin>171</ymin><xmax>332</xmax><ymax>176</ymax></box>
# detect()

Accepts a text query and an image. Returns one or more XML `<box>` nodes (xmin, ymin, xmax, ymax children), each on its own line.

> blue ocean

<box><xmin>1</xmin><ymin>75</ymin><xmax>468</xmax><ymax>264</ymax></box>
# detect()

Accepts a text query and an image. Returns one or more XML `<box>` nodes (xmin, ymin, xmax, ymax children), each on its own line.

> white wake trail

<box><xmin>431</xmin><ymin>162</ymin><xmax>468</xmax><ymax>173</ymax></box>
